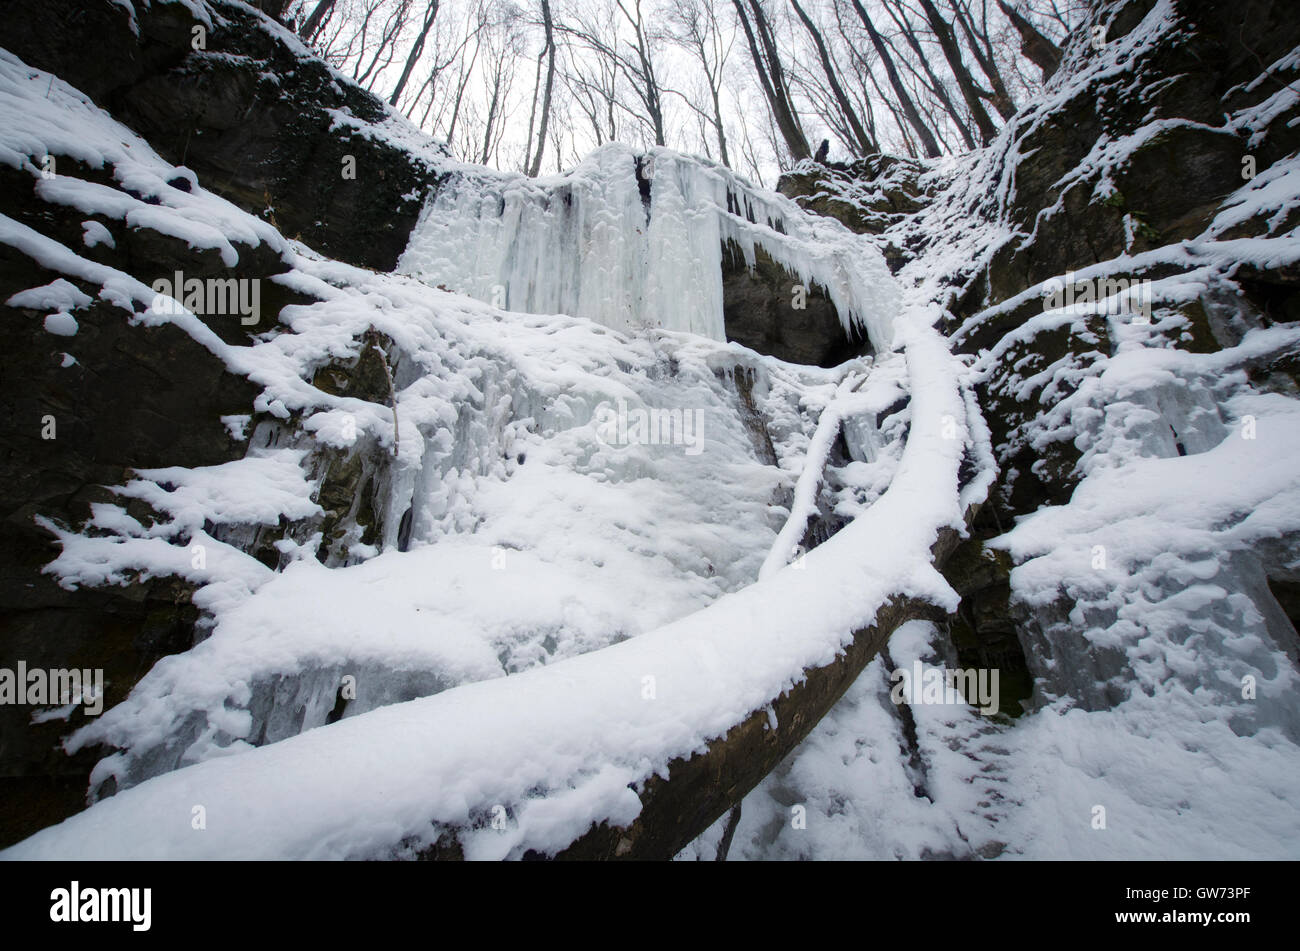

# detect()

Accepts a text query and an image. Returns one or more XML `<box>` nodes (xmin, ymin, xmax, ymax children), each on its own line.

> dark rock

<box><xmin>0</xmin><ymin>80</ymin><xmax>328</xmax><ymax>844</ymax></box>
<box><xmin>939</xmin><ymin>538</ymin><xmax>1033</xmax><ymax>717</ymax></box>
<box><xmin>720</xmin><ymin>240</ymin><xmax>870</xmax><ymax>367</ymax></box>
<box><xmin>777</xmin><ymin>154</ymin><xmax>933</xmax><ymax>236</ymax></box>
<box><xmin>2</xmin><ymin>0</ymin><xmax>446</xmax><ymax>271</ymax></box>
<box><xmin>0</xmin><ymin>284</ymin><xmax>263</xmax><ymax>845</ymax></box>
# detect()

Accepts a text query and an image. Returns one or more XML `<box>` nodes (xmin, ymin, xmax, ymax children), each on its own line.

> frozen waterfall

<box><xmin>397</xmin><ymin>144</ymin><xmax>901</xmax><ymax>352</ymax></box>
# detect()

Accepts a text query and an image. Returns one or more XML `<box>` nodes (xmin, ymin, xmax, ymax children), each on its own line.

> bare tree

<box><xmin>471</xmin><ymin>7</ymin><xmax>525</xmax><ymax>165</ymax></box>
<box><xmin>997</xmin><ymin>0</ymin><xmax>1062</xmax><ymax>79</ymax></box>
<box><xmin>558</xmin><ymin>0</ymin><xmax>668</xmax><ymax>147</ymax></box>
<box><xmin>298</xmin><ymin>0</ymin><xmax>337</xmax><ymax>41</ymax></box>
<box><xmin>388</xmin><ymin>0</ymin><xmax>441</xmax><ymax>106</ymax></box>
<box><xmin>735</xmin><ymin>100</ymin><xmax>769</xmax><ymax>185</ymax></box>
<box><xmin>351</xmin><ymin>0</ymin><xmax>414</xmax><ymax>90</ymax></box>
<box><xmin>436</xmin><ymin>3</ymin><xmax>488</xmax><ymax>145</ymax></box>
<box><xmin>617</xmin><ymin>0</ymin><xmax>667</xmax><ymax>146</ymax></box>
<box><xmin>524</xmin><ymin>0</ymin><xmax>557</xmax><ymax>176</ymax></box>
<box><xmin>403</xmin><ymin>9</ymin><xmax>472</xmax><ymax>127</ymax></box>
<box><xmin>559</xmin><ymin>6</ymin><xmax>621</xmax><ymax>145</ymax></box>
<box><xmin>912</xmin><ymin>0</ymin><xmax>998</xmax><ymax>143</ymax></box>
<box><xmin>879</xmin><ymin>0</ymin><xmax>977</xmax><ymax>149</ymax></box>
<box><xmin>666</xmin><ymin>0</ymin><xmax>735</xmax><ymax>167</ymax></box>
<box><xmin>732</xmin><ymin>0</ymin><xmax>810</xmax><ymax>161</ymax></box>
<box><xmin>789</xmin><ymin>0</ymin><xmax>876</xmax><ymax>155</ymax></box>
<box><xmin>303</xmin><ymin>0</ymin><xmax>1069</xmax><ymax>175</ymax></box>
<box><xmin>846</xmin><ymin>0</ymin><xmax>942</xmax><ymax>157</ymax></box>
<box><xmin>949</xmin><ymin>0</ymin><xmax>1016</xmax><ymax>119</ymax></box>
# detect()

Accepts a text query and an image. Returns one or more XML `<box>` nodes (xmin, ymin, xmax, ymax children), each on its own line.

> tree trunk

<box><xmin>882</xmin><ymin>0</ymin><xmax>977</xmax><ymax>150</ymax></box>
<box><xmin>733</xmin><ymin>0</ymin><xmax>811</xmax><ymax>160</ymax></box>
<box><xmin>527</xmin><ymin>0</ymin><xmax>557</xmax><ymax>177</ymax></box>
<box><xmin>711</xmin><ymin>86</ymin><xmax>732</xmax><ymax>168</ymax></box>
<box><xmin>626</xmin><ymin>9</ymin><xmax>666</xmax><ymax>145</ymax></box>
<box><xmin>297</xmin><ymin>0</ymin><xmax>336</xmax><ymax>41</ymax></box>
<box><xmin>949</xmin><ymin>0</ymin><xmax>1016</xmax><ymax>119</ymax></box>
<box><xmin>789</xmin><ymin>0</ymin><xmax>876</xmax><ymax>154</ymax></box>
<box><xmin>915</xmin><ymin>0</ymin><xmax>998</xmax><ymax>144</ymax></box>
<box><xmin>259</xmin><ymin>0</ymin><xmax>289</xmax><ymax>21</ymax></box>
<box><xmin>420</xmin><ymin>492</ymin><xmax>974</xmax><ymax>863</ymax></box>
<box><xmin>997</xmin><ymin>0</ymin><xmax>1062</xmax><ymax>80</ymax></box>
<box><xmin>848</xmin><ymin>0</ymin><xmax>942</xmax><ymax>158</ymax></box>
<box><xmin>750</xmin><ymin>0</ymin><xmax>809</xmax><ymax>157</ymax></box>
<box><xmin>388</xmin><ymin>1</ymin><xmax>440</xmax><ymax>108</ymax></box>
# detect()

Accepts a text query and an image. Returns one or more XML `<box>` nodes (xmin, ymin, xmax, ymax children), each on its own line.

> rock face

<box><xmin>777</xmin><ymin>155</ymin><xmax>933</xmax><ymax>274</ymax></box>
<box><xmin>771</xmin><ymin>0</ymin><xmax>1300</xmax><ymax>723</ymax></box>
<box><xmin>954</xmin><ymin>0</ymin><xmax>1300</xmax><ymax>505</ymax></box>
<box><xmin>0</xmin><ymin>146</ymin><xmax>273</xmax><ymax>843</ymax></box>
<box><xmin>944</xmin><ymin>0</ymin><xmax>1300</xmax><ymax>712</ymax></box>
<box><xmin>954</xmin><ymin>0</ymin><xmax>1300</xmax><ymax>324</ymax></box>
<box><xmin>0</xmin><ymin>0</ymin><xmax>429</xmax><ymax>846</ymax></box>
<box><xmin>778</xmin><ymin>155</ymin><xmax>932</xmax><ymax>237</ymax></box>
<box><xmin>1</xmin><ymin>0</ymin><xmax>444</xmax><ymax>271</ymax></box>
<box><xmin>720</xmin><ymin>241</ymin><xmax>870</xmax><ymax>367</ymax></box>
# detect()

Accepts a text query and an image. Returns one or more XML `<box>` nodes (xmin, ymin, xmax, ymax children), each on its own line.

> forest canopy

<box><xmin>278</xmin><ymin>0</ymin><xmax>1083</xmax><ymax>183</ymax></box>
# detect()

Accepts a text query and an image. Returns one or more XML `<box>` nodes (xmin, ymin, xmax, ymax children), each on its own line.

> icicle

<box><xmin>398</xmin><ymin>145</ymin><xmax>900</xmax><ymax>352</ymax></box>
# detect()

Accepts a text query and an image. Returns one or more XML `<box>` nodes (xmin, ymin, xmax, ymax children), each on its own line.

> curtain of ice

<box><xmin>397</xmin><ymin>145</ymin><xmax>899</xmax><ymax>352</ymax></box>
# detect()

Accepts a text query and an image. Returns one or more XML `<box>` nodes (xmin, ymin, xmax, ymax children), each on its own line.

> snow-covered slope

<box><xmin>0</xmin><ymin>36</ymin><xmax>988</xmax><ymax>857</ymax></box>
<box><xmin>3</xmin><ymin>0</ymin><xmax>1299</xmax><ymax>862</ymax></box>
<box><xmin>705</xmin><ymin>0</ymin><xmax>1300</xmax><ymax>860</ymax></box>
<box><xmin>6</xmin><ymin>314</ymin><xmax>972</xmax><ymax>859</ymax></box>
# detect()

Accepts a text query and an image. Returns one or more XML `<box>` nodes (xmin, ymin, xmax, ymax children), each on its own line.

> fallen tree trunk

<box><xmin>423</xmin><ymin>517</ymin><xmax>973</xmax><ymax>861</ymax></box>
<box><xmin>553</xmin><ymin>594</ymin><xmax>952</xmax><ymax>859</ymax></box>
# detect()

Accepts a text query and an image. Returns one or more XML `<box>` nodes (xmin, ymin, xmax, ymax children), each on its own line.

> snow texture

<box><xmin>4</xmin><ymin>0</ymin><xmax>1300</xmax><ymax>860</ymax></box>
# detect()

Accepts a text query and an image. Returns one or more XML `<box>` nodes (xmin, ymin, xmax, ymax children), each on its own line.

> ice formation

<box><xmin>398</xmin><ymin>144</ymin><xmax>900</xmax><ymax>351</ymax></box>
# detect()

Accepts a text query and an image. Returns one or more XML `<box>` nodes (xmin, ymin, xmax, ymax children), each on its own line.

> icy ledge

<box><xmin>397</xmin><ymin>144</ymin><xmax>901</xmax><ymax>352</ymax></box>
<box><xmin>2</xmin><ymin>313</ymin><xmax>971</xmax><ymax>860</ymax></box>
